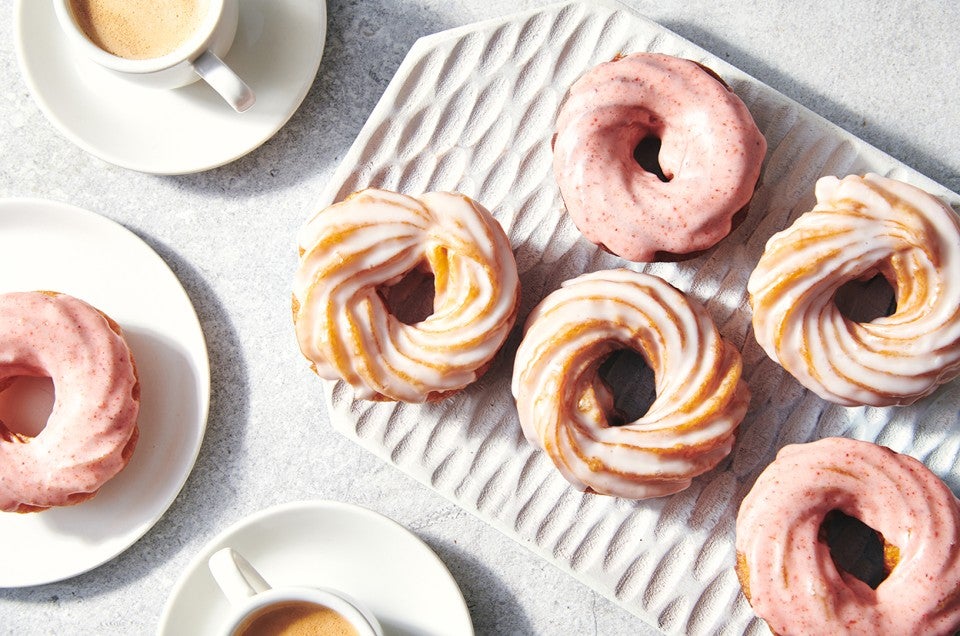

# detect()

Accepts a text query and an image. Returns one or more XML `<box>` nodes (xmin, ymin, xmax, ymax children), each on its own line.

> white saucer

<box><xmin>13</xmin><ymin>0</ymin><xmax>326</xmax><ymax>174</ymax></box>
<box><xmin>0</xmin><ymin>199</ymin><xmax>210</xmax><ymax>587</ymax></box>
<box><xmin>158</xmin><ymin>500</ymin><xmax>474</xmax><ymax>635</ymax></box>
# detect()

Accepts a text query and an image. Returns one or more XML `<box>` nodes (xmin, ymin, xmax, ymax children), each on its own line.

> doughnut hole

<box><xmin>633</xmin><ymin>136</ymin><xmax>671</xmax><ymax>183</ymax></box>
<box><xmin>0</xmin><ymin>375</ymin><xmax>55</xmax><ymax>440</ymax></box>
<box><xmin>596</xmin><ymin>348</ymin><xmax>657</xmax><ymax>426</ymax></box>
<box><xmin>379</xmin><ymin>261</ymin><xmax>436</xmax><ymax>325</ymax></box>
<box><xmin>819</xmin><ymin>509</ymin><xmax>895</xmax><ymax>589</ymax></box>
<box><xmin>834</xmin><ymin>272</ymin><xmax>897</xmax><ymax>323</ymax></box>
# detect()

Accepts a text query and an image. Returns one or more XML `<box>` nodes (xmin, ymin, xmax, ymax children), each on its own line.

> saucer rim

<box><xmin>12</xmin><ymin>0</ymin><xmax>327</xmax><ymax>175</ymax></box>
<box><xmin>157</xmin><ymin>499</ymin><xmax>475</xmax><ymax>636</ymax></box>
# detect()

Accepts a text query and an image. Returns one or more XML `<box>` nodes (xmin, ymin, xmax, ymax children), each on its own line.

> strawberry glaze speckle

<box><xmin>553</xmin><ymin>53</ymin><xmax>766</xmax><ymax>261</ymax></box>
<box><xmin>0</xmin><ymin>292</ymin><xmax>140</xmax><ymax>513</ymax></box>
<box><xmin>736</xmin><ymin>437</ymin><xmax>960</xmax><ymax>635</ymax></box>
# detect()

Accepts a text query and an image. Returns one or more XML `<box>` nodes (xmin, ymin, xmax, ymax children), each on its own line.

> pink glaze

<box><xmin>0</xmin><ymin>292</ymin><xmax>140</xmax><ymax>512</ymax></box>
<box><xmin>553</xmin><ymin>53</ymin><xmax>766</xmax><ymax>261</ymax></box>
<box><xmin>736</xmin><ymin>437</ymin><xmax>960</xmax><ymax>635</ymax></box>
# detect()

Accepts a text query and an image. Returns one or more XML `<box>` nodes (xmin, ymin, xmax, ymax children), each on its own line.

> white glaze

<box><xmin>511</xmin><ymin>269</ymin><xmax>749</xmax><ymax>499</ymax></box>
<box><xmin>293</xmin><ymin>189</ymin><xmax>520</xmax><ymax>402</ymax></box>
<box><xmin>748</xmin><ymin>173</ymin><xmax>960</xmax><ymax>406</ymax></box>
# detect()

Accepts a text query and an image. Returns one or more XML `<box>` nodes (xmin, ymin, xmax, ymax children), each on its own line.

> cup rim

<box><xmin>220</xmin><ymin>586</ymin><xmax>381</xmax><ymax>636</ymax></box>
<box><xmin>52</xmin><ymin>0</ymin><xmax>224</xmax><ymax>74</ymax></box>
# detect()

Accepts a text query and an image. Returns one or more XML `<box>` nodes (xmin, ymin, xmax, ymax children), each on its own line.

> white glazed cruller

<box><xmin>748</xmin><ymin>173</ymin><xmax>960</xmax><ymax>406</ymax></box>
<box><xmin>293</xmin><ymin>188</ymin><xmax>520</xmax><ymax>403</ymax></box>
<box><xmin>512</xmin><ymin>269</ymin><xmax>749</xmax><ymax>499</ymax></box>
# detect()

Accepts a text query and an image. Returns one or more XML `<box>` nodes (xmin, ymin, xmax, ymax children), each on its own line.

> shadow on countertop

<box><xmin>423</xmin><ymin>535</ymin><xmax>535</xmax><ymax>636</ymax></box>
<box><xmin>659</xmin><ymin>20</ymin><xmax>960</xmax><ymax>194</ymax></box>
<box><xmin>170</xmin><ymin>0</ymin><xmax>456</xmax><ymax>198</ymax></box>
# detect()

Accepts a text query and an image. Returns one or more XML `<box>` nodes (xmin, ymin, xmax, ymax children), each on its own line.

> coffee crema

<box><xmin>234</xmin><ymin>601</ymin><xmax>360</xmax><ymax>636</ymax></box>
<box><xmin>68</xmin><ymin>0</ymin><xmax>208</xmax><ymax>60</ymax></box>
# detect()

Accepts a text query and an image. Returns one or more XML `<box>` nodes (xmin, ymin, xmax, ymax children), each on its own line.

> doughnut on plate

<box><xmin>0</xmin><ymin>200</ymin><xmax>209</xmax><ymax>587</ymax></box>
<box><xmin>314</xmin><ymin>1</ymin><xmax>960</xmax><ymax>634</ymax></box>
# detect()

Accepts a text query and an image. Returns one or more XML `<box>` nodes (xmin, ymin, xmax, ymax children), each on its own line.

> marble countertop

<box><xmin>0</xmin><ymin>0</ymin><xmax>957</xmax><ymax>634</ymax></box>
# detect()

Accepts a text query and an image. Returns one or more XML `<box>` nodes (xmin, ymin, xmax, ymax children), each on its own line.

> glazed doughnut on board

<box><xmin>552</xmin><ymin>52</ymin><xmax>766</xmax><ymax>262</ymax></box>
<box><xmin>293</xmin><ymin>188</ymin><xmax>520</xmax><ymax>403</ymax></box>
<box><xmin>748</xmin><ymin>173</ymin><xmax>960</xmax><ymax>406</ymax></box>
<box><xmin>0</xmin><ymin>291</ymin><xmax>140</xmax><ymax>513</ymax></box>
<box><xmin>512</xmin><ymin>269</ymin><xmax>749</xmax><ymax>499</ymax></box>
<box><xmin>736</xmin><ymin>437</ymin><xmax>960</xmax><ymax>635</ymax></box>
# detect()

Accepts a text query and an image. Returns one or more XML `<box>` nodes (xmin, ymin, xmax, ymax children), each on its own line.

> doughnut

<box><xmin>735</xmin><ymin>437</ymin><xmax>960</xmax><ymax>635</ymax></box>
<box><xmin>552</xmin><ymin>52</ymin><xmax>767</xmax><ymax>262</ymax></box>
<box><xmin>511</xmin><ymin>269</ymin><xmax>749</xmax><ymax>499</ymax></box>
<box><xmin>293</xmin><ymin>188</ymin><xmax>520</xmax><ymax>403</ymax></box>
<box><xmin>0</xmin><ymin>291</ymin><xmax>140</xmax><ymax>513</ymax></box>
<box><xmin>748</xmin><ymin>173</ymin><xmax>960</xmax><ymax>406</ymax></box>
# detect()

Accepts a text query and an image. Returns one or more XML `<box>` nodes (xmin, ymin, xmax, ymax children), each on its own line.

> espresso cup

<box><xmin>208</xmin><ymin>547</ymin><xmax>384</xmax><ymax>636</ymax></box>
<box><xmin>53</xmin><ymin>0</ymin><xmax>255</xmax><ymax>112</ymax></box>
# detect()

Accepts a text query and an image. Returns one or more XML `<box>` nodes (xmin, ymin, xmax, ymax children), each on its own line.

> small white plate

<box><xmin>158</xmin><ymin>500</ymin><xmax>475</xmax><ymax>635</ymax></box>
<box><xmin>13</xmin><ymin>0</ymin><xmax>326</xmax><ymax>175</ymax></box>
<box><xmin>0</xmin><ymin>198</ymin><xmax>210</xmax><ymax>587</ymax></box>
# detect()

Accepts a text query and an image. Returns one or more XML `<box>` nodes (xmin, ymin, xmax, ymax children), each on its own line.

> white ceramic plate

<box><xmin>13</xmin><ymin>0</ymin><xmax>326</xmax><ymax>175</ymax></box>
<box><xmin>158</xmin><ymin>500</ymin><xmax>474</xmax><ymax>635</ymax></box>
<box><xmin>315</xmin><ymin>1</ymin><xmax>960</xmax><ymax>634</ymax></box>
<box><xmin>0</xmin><ymin>198</ymin><xmax>210</xmax><ymax>587</ymax></box>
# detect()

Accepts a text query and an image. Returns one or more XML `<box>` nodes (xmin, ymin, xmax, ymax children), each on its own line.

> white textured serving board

<box><xmin>314</xmin><ymin>1</ymin><xmax>960</xmax><ymax>634</ymax></box>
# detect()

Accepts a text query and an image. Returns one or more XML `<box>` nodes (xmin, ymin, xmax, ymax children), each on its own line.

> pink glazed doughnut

<box><xmin>553</xmin><ymin>53</ymin><xmax>767</xmax><ymax>261</ymax></box>
<box><xmin>736</xmin><ymin>437</ymin><xmax>960</xmax><ymax>635</ymax></box>
<box><xmin>0</xmin><ymin>291</ymin><xmax>140</xmax><ymax>513</ymax></box>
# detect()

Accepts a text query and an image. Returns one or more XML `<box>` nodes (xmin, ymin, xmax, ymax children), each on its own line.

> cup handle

<box><xmin>193</xmin><ymin>50</ymin><xmax>256</xmax><ymax>113</ymax></box>
<box><xmin>208</xmin><ymin>548</ymin><xmax>272</xmax><ymax>606</ymax></box>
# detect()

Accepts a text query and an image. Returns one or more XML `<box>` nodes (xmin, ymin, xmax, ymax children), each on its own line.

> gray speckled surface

<box><xmin>0</xmin><ymin>1</ymin><xmax>958</xmax><ymax>635</ymax></box>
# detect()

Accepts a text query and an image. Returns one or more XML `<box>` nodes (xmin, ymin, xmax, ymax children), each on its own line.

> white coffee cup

<box><xmin>208</xmin><ymin>547</ymin><xmax>384</xmax><ymax>636</ymax></box>
<box><xmin>53</xmin><ymin>0</ymin><xmax>255</xmax><ymax>112</ymax></box>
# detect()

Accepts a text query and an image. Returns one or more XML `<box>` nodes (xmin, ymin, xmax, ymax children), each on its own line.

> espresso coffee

<box><xmin>68</xmin><ymin>0</ymin><xmax>208</xmax><ymax>60</ymax></box>
<box><xmin>234</xmin><ymin>601</ymin><xmax>360</xmax><ymax>636</ymax></box>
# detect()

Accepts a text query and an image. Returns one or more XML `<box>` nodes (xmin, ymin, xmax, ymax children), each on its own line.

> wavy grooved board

<box><xmin>315</xmin><ymin>2</ymin><xmax>960</xmax><ymax>634</ymax></box>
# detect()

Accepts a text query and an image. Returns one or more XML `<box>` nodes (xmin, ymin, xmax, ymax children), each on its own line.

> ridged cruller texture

<box><xmin>736</xmin><ymin>437</ymin><xmax>960</xmax><ymax>636</ymax></box>
<box><xmin>317</xmin><ymin>1</ymin><xmax>960</xmax><ymax>633</ymax></box>
<box><xmin>512</xmin><ymin>269</ymin><xmax>749</xmax><ymax>499</ymax></box>
<box><xmin>293</xmin><ymin>189</ymin><xmax>520</xmax><ymax>403</ymax></box>
<box><xmin>748</xmin><ymin>173</ymin><xmax>960</xmax><ymax>407</ymax></box>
